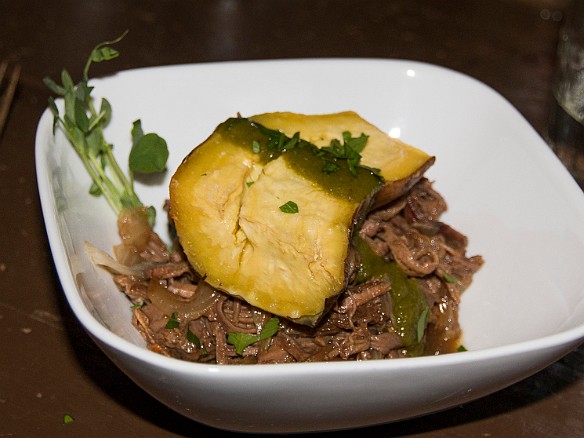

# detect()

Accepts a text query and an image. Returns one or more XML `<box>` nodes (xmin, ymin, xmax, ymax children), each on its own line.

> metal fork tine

<box><xmin>0</xmin><ymin>62</ymin><xmax>21</xmax><ymax>137</ymax></box>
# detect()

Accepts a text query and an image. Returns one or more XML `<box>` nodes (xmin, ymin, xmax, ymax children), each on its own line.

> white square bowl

<box><xmin>36</xmin><ymin>59</ymin><xmax>584</xmax><ymax>433</ymax></box>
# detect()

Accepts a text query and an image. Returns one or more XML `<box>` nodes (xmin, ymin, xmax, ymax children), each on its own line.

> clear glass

<box><xmin>547</xmin><ymin>0</ymin><xmax>584</xmax><ymax>189</ymax></box>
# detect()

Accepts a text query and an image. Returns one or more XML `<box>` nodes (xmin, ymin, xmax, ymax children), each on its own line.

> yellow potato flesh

<box><xmin>170</xmin><ymin>121</ymin><xmax>357</xmax><ymax>322</ymax></box>
<box><xmin>169</xmin><ymin>113</ymin><xmax>433</xmax><ymax>325</ymax></box>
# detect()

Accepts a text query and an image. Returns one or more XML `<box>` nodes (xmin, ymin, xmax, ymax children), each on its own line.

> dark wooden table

<box><xmin>1</xmin><ymin>0</ymin><xmax>582</xmax><ymax>436</ymax></box>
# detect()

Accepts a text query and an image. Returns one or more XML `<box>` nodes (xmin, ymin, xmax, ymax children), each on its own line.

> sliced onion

<box><xmin>117</xmin><ymin>207</ymin><xmax>151</xmax><ymax>251</ymax></box>
<box><xmin>86</xmin><ymin>240</ymin><xmax>221</xmax><ymax>320</ymax></box>
<box><xmin>113</xmin><ymin>242</ymin><xmax>143</xmax><ymax>266</ymax></box>
<box><xmin>147</xmin><ymin>278</ymin><xmax>221</xmax><ymax>320</ymax></box>
<box><xmin>84</xmin><ymin>241</ymin><xmax>154</xmax><ymax>278</ymax></box>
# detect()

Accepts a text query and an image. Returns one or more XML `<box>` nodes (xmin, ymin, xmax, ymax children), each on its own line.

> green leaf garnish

<box><xmin>186</xmin><ymin>328</ymin><xmax>201</xmax><ymax>346</ymax></box>
<box><xmin>249</xmin><ymin>121</ymin><xmax>376</xmax><ymax>179</ymax></box>
<box><xmin>130</xmin><ymin>300</ymin><xmax>145</xmax><ymax>310</ymax></box>
<box><xmin>416</xmin><ymin>306</ymin><xmax>430</xmax><ymax>343</ymax></box>
<box><xmin>63</xmin><ymin>414</ymin><xmax>75</xmax><ymax>424</ymax></box>
<box><xmin>165</xmin><ymin>312</ymin><xmax>180</xmax><ymax>329</ymax></box>
<box><xmin>457</xmin><ymin>344</ymin><xmax>468</xmax><ymax>352</ymax></box>
<box><xmin>279</xmin><ymin>201</ymin><xmax>299</xmax><ymax>214</ymax></box>
<box><xmin>43</xmin><ymin>31</ymin><xmax>168</xmax><ymax>226</ymax></box>
<box><xmin>443</xmin><ymin>273</ymin><xmax>459</xmax><ymax>283</ymax></box>
<box><xmin>129</xmin><ymin>132</ymin><xmax>169</xmax><ymax>173</ymax></box>
<box><xmin>318</xmin><ymin>131</ymin><xmax>369</xmax><ymax>176</ymax></box>
<box><xmin>227</xmin><ymin>317</ymin><xmax>280</xmax><ymax>355</ymax></box>
<box><xmin>186</xmin><ymin>328</ymin><xmax>208</xmax><ymax>355</ymax></box>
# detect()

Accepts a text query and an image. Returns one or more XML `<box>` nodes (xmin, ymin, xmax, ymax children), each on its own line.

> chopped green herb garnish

<box><xmin>219</xmin><ymin>118</ymin><xmax>383</xmax><ymax>203</ymax></box>
<box><xmin>227</xmin><ymin>317</ymin><xmax>280</xmax><ymax>355</ymax></box>
<box><xmin>322</xmin><ymin>161</ymin><xmax>341</xmax><ymax>174</ymax></box>
<box><xmin>443</xmin><ymin>273</ymin><xmax>459</xmax><ymax>283</ymax></box>
<box><xmin>244</xmin><ymin>120</ymin><xmax>374</xmax><ymax>178</ymax></box>
<box><xmin>187</xmin><ymin>327</ymin><xmax>208</xmax><ymax>355</ymax></box>
<box><xmin>186</xmin><ymin>327</ymin><xmax>200</xmax><ymax>346</ymax></box>
<box><xmin>130</xmin><ymin>300</ymin><xmax>145</xmax><ymax>310</ymax></box>
<box><xmin>165</xmin><ymin>312</ymin><xmax>180</xmax><ymax>329</ymax></box>
<box><xmin>416</xmin><ymin>306</ymin><xmax>430</xmax><ymax>343</ymax></box>
<box><xmin>43</xmin><ymin>31</ymin><xmax>169</xmax><ymax>226</ymax></box>
<box><xmin>250</xmin><ymin>128</ymin><xmax>304</xmax><ymax>158</ymax></box>
<box><xmin>318</xmin><ymin>131</ymin><xmax>369</xmax><ymax>176</ymax></box>
<box><xmin>279</xmin><ymin>201</ymin><xmax>299</xmax><ymax>214</ymax></box>
<box><xmin>457</xmin><ymin>344</ymin><xmax>468</xmax><ymax>352</ymax></box>
<box><xmin>246</xmin><ymin>181</ymin><xmax>255</xmax><ymax>187</ymax></box>
<box><xmin>63</xmin><ymin>414</ymin><xmax>75</xmax><ymax>424</ymax></box>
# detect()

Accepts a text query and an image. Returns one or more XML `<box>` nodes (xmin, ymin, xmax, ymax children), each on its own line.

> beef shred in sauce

<box><xmin>111</xmin><ymin>178</ymin><xmax>483</xmax><ymax>364</ymax></box>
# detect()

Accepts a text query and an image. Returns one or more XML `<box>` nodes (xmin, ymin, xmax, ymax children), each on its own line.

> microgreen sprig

<box><xmin>43</xmin><ymin>31</ymin><xmax>168</xmax><ymax>225</ymax></box>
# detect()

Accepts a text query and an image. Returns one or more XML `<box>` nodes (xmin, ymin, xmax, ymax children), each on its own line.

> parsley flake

<box><xmin>165</xmin><ymin>312</ymin><xmax>180</xmax><ymax>329</ymax></box>
<box><xmin>279</xmin><ymin>201</ymin><xmax>299</xmax><ymax>214</ymax></box>
<box><xmin>227</xmin><ymin>317</ymin><xmax>280</xmax><ymax>355</ymax></box>
<box><xmin>318</xmin><ymin>131</ymin><xmax>369</xmax><ymax>176</ymax></box>
<box><xmin>187</xmin><ymin>328</ymin><xmax>209</xmax><ymax>355</ymax></box>
<box><xmin>186</xmin><ymin>328</ymin><xmax>200</xmax><ymax>346</ymax></box>
<box><xmin>130</xmin><ymin>300</ymin><xmax>145</xmax><ymax>310</ymax></box>
<box><xmin>249</xmin><ymin>120</ymin><xmax>375</xmax><ymax>178</ymax></box>
<box><xmin>443</xmin><ymin>273</ymin><xmax>459</xmax><ymax>283</ymax></box>
<box><xmin>416</xmin><ymin>307</ymin><xmax>430</xmax><ymax>343</ymax></box>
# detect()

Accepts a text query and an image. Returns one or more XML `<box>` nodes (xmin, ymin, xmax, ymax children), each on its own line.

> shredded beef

<box><xmin>113</xmin><ymin>178</ymin><xmax>483</xmax><ymax>364</ymax></box>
